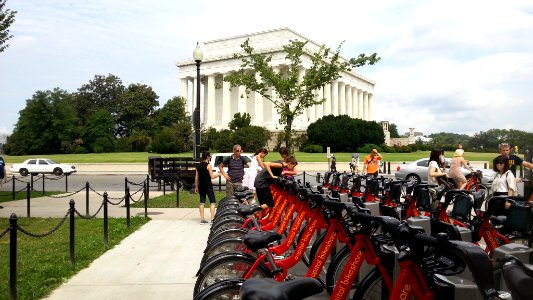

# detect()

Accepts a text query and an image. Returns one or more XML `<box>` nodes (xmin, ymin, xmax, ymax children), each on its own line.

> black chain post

<box><xmin>12</xmin><ymin>175</ymin><xmax>15</xmax><ymax>200</ymax></box>
<box><xmin>125</xmin><ymin>186</ymin><xmax>131</xmax><ymax>228</ymax></box>
<box><xmin>26</xmin><ymin>183</ymin><xmax>30</xmax><ymax>218</ymax></box>
<box><xmin>388</xmin><ymin>162</ymin><xmax>391</xmax><ymax>175</ymax></box>
<box><xmin>144</xmin><ymin>180</ymin><xmax>148</xmax><ymax>218</ymax></box>
<box><xmin>65</xmin><ymin>173</ymin><xmax>69</xmax><ymax>192</ymax></box>
<box><xmin>176</xmin><ymin>179</ymin><xmax>180</xmax><ymax>208</ymax></box>
<box><xmin>103</xmin><ymin>192</ymin><xmax>108</xmax><ymax>244</ymax></box>
<box><xmin>303</xmin><ymin>171</ymin><xmax>306</xmax><ymax>184</ymax></box>
<box><xmin>218</xmin><ymin>174</ymin><xmax>222</xmax><ymax>192</ymax></box>
<box><xmin>69</xmin><ymin>200</ymin><xmax>75</xmax><ymax>266</ymax></box>
<box><xmin>10</xmin><ymin>213</ymin><xmax>18</xmax><ymax>300</ymax></box>
<box><xmin>42</xmin><ymin>174</ymin><xmax>45</xmax><ymax>195</ymax></box>
<box><xmin>163</xmin><ymin>177</ymin><xmax>166</xmax><ymax>195</ymax></box>
<box><xmin>30</xmin><ymin>173</ymin><xmax>34</xmax><ymax>192</ymax></box>
<box><xmin>85</xmin><ymin>181</ymin><xmax>90</xmax><ymax>217</ymax></box>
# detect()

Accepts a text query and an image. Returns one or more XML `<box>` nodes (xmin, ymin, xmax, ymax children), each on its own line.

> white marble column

<box><xmin>207</xmin><ymin>75</ymin><xmax>216</xmax><ymax>125</ymax></box>
<box><xmin>324</xmin><ymin>83</ymin><xmax>331</xmax><ymax>116</ymax></box>
<box><xmin>315</xmin><ymin>87</ymin><xmax>323</xmax><ymax>120</ymax></box>
<box><xmin>238</xmin><ymin>85</ymin><xmax>247</xmax><ymax>113</ymax></box>
<box><xmin>271</xmin><ymin>67</ymin><xmax>280</xmax><ymax>126</ymax></box>
<box><xmin>180</xmin><ymin>78</ymin><xmax>189</xmax><ymax>114</ymax></box>
<box><xmin>363</xmin><ymin>91</ymin><xmax>369</xmax><ymax>120</ymax></box>
<box><xmin>346</xmin><ymin>85</ymin><xmax>352</xmax><ymax>118</ymax></box>
<box><xmin>297</xmin><ymin>68</ymin><xmax>307</xmax><ymax>126</ymax></box>
<box><xmin>331</xmin><ymin>81</ymin><xmax>338</xmax><ymax>116</ymax></box>
<box><xmin>222</xmin><ymin>78</ymin><xmax>231</xmax><ymax>126</ymax></box>
<box><xmin>358</xmin><ymin>89</ymin><xmax>364</xmax><ymax>119</ymax></box>
<box><xmin>351</xmin><ymin>87</ymin><xmax>358</xmax><ymax>118</ymax></box>
<box><xmin>253</xmin><ymin>72</ymin><xmax>263</xmax><ymax>124</ymax></box>
<box><xmin>339</xmin><ymin>82</ymin><xmax>346</xmax><ymax>115</ymax></box>
<box><xmin>368</xmin><ymin>93</ymin><xmax>373</xmax><ymax>121</ymax></box>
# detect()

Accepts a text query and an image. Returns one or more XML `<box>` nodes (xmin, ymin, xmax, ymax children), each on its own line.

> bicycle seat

<box><xmin>240</xmin><ymin>278</ymin><xmax>323</xmax><ymax>300</ymax></box>
<box><xmin>234</xmin><ymin>190</ymin><xmax>253</xmax><ymax>200</ymax></box>
<box><xmin>242</xmin><ymin>230</ymin><xmax>282</xmax><ymax>252</ymax></box>
<box><xmin>234</xmin><ymin>186</ymin><xmax>249</xmax><ymax>193</ymax></box>
<box><xmin>237</xmin><ymin>204</ymin><xmax>263</xmax><ymax>218</ymax></box>
<box><xmin>472</xmin><ymin>190</ymin><xmax>486</xmax><ymax>210</ymax></box>
<box><xmin>502</xmin><ymin>258</ymin><xmax>533</xmax><ymax>300</ymax></box>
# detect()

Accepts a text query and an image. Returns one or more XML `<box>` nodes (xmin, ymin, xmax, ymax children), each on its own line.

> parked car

<box><xmin>395</xmin><ymin>158</ymin><xmax>495</xmax><ymax>186</ymax></box>
<box><xmin>10</xmin><ymin>158</ymin><xmax>77</xmax><ymax>176</ymax></box>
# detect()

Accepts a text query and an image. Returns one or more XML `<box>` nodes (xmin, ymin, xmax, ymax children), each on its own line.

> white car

<box><xmin>10</xmin><ymin>158</ymin><xmax>77</xmax><ymax>176</ymax></box>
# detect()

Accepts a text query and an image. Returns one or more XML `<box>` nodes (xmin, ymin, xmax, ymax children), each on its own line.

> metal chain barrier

<box><xmin>126</xmin><ymin>178</ymin><xmax>146</xmax><ymax>186</ymax></box>
<box><xmin>47</xmin><ymin>186</ymin><xmax>86</xmax><ymax>198</ymax></box>
<box><xmin>0</xmin><ymin>226</ymin><xmax>10</xmax><ymax>239</ymax></box>
<box><xmin>13</xmin><ymin>185</ymin><xmax>28</xmax><ymax>195</ymax></box>
<box><xmin>89</xmin><ymin>186</ymin><xmax>105</xmax><ymax>197</ymax></box>
<box><xmin>13</xmin><ymin>176</ymin><xmax>28</xmax><ymax>183</ymax></box>
<box><xmin>130</xmin><ymin>190</ymin><xmax>145</xmax><ymax>203</ymax></box>
<box><xmin>16</xmin><ymin>209</ymin><xmax>70</xmax><ymax>238</ymax></box>
<box><xmin>4</xmin><ymin>176</ymin><xmax>13</xmax><ymax>183</ymax></box>
<box><xmin>106</xmin><ymin>196</ymin><xmax>125</xmax><ymax>206</ymax></box>
<box><xmin>74</xmin><ymin>199</ymin><xmax>106</xmax><ymax>219</ymax></box>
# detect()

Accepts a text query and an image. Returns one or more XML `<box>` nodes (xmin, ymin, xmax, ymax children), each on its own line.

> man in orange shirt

<box><xmin>363</xmin><ymin>148</ymin><xmax>382</xmax><ymax>177</ymax></box>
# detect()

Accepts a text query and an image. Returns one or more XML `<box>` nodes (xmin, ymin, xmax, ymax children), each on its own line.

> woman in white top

<box><xmin>243</xmin><ymin>147</ymin><xmax>268</xmax><ymax>192</ymax></box>
<box><xmin>427</xmin><ymin>149</ymin><xmax>447</xmax><ymax>186</ymax></box>
<box><xmin>491</xmin><ymin>155</ymin><xmax>517</xmax><ymax>197</ymax></box>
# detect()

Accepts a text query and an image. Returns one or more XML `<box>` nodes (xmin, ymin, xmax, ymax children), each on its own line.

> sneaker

<box><xmin>200</xmin><ymin>220</ymin><xmax>208</xmax><ymax>225</ymax></box>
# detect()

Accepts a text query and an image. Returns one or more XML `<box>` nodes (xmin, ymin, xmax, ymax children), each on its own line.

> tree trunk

<box><xmin>284</xmin><ymin>115</ymin><xmax>294</xmax><ymax>153</ymax></box>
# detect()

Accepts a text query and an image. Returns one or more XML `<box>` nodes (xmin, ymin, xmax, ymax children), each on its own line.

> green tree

<box><xmin>4</xmin><ymin>89</ymin><xmax>78</xmax><ymax>155</ymax></box>
<box><xmin>307</xmin><ymin>115</ymin><xmax>384</xmax><ymax>152</ymax></box>
<box><xmin>389</xmin><ymin>123</ymin><xmax>400</xmax><ymax>138</ymax></box>
<box><xmin>71</xmin><ymin>74</ymin><xmax>125</xmax><ymax>126</ymax></box>
<box><xmin>0</xmin><ymin>0</ymin><xmax>17</xmax><ymax>53</ymax></box>
<box><xmin>151</xmin><ymin>122</ymin><xmax>192</xmax><ymax>154</ymax></box>
<box><xmin>116</xmin><ymin>83</ymin><xmax>159</xmax><ymax>137</ymax></box>
<box><xmin>231</xmin><ymin>126</ymin><xmax>271</xmax><ymax>153</ymax></box>
<box><xmin>156</xmin><ymin>96</ymin><xmax>190</xmax><ymax>128</ymax></box>
<box><xmin>223</xmin><ymin>39</ymin><xmax>380</xmax><ymax>151</ymax></box>
<box><xmin>82</xmin><ymin>110</ymin><xmax>116</xmax><ymax>153</ymax></box>
<box><xmin>228</xmin><ymin>112</ymin><xmax>252</xmax><ymax>130</ymax></box>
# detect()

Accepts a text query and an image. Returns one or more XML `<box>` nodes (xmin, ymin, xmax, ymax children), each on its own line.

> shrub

<box><xmin>302</xmin><ymin>144</ymin><xmax>323</xmax><ymax>153</ymax></box>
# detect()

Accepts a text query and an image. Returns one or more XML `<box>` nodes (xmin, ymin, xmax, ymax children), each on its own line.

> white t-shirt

<box><xmin>427</xmin><ymin>160</ymin><xmax>443</xmax><ymax>186</ymax></box>
<box><xmin>492</xmin><ymin>170</ymin><xmax>517</xmax><ymax>195</ymax></box>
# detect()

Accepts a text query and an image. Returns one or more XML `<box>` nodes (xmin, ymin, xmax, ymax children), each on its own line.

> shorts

<box><xmin>199</xmin><ymin>188</ymin><xmax>216</xmax><ymax>205</ymax></box>
<box><xmin>256</xmin><ymin>186</ymin><xmax>274</xmax><ymax>208</ymax></box>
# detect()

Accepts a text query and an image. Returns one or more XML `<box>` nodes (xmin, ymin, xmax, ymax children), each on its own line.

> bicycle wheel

<box><xmin>207</xmin><ymin>228</ymin><xmax>249</xmax><ymax>244</ymax></box>
<box><xmin>209</xmin><ymin>218</ymin><xmax>248</xmax><ymax>240</ymax></box>
<box><xmin>352</xmin><ymin>268</ymin><xmax>388</xmax><ymax>300</ymax></box>
<box><xmin>200</xmin><ymin>236</ymin><xmax>248</xmax><ymax>267</ymax></box>
<box><xmin>193</xmin><ymin>279</ymin><xmax>245</xmax><ymax>300</ymax></box>
<box><xmin>194</xmin><ymin>251</ymin><xmax>271</xmax><ymax>296</ymax></box>
<box><xmin>325</xmin><ymin>245</ymin><xmax>359</xmax><ymax>299</ymax></box>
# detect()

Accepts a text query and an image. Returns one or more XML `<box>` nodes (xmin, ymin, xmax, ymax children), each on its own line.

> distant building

<box><xmin>382</xmin><ymin>124</ymin><xmax>431</xmax><ymax>146</ymax></box>
<box><xmin>176</xmin><ymin>28</ymin><xmax>376</xmax><ymax>132</ymax></box>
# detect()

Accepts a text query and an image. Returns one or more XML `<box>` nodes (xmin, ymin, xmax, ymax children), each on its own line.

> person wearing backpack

<box><xmin>492</xmin><ymin>155</ymin><xmax>518</xmax><ymax>197</ymax></box>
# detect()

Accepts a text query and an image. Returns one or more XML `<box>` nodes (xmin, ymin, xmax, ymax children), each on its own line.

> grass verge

<box><xmin>0</xmin><ymin>216</ymin><xmax>149</xmax><ymax>299</ymax></box>
<box><xmin>131</xmin><ymin>191</ymin><xmax>227</xmax><ymax>208</ymax></box>
<box><xmin>0</xmin><ymin>191</ymin><xmax>64</xmax><ymax>203</ymax></box>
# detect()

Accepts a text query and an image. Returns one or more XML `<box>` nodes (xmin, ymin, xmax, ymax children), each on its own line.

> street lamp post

<box><xmin>193</xmin><ymin>42</ymin><xmax>204</xmax><ymax>161</ymax></box>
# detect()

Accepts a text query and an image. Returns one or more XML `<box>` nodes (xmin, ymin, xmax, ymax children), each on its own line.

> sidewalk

<box><xmin>1</xmin><ymin>192</ymin><xmax>210</xmax><ymax>300</ymax></box>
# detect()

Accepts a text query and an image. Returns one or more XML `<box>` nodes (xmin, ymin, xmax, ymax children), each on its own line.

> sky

<box><xmin>1</xmin><ymin>0</ymin><xmax>532</xmax><ymax>139</ymax></box>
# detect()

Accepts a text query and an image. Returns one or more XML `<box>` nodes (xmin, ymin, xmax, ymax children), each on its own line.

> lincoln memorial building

<box><xmin>176</xmin><ymin>28</ymin><xmax>376</xmax><ymax>132</ymax></box>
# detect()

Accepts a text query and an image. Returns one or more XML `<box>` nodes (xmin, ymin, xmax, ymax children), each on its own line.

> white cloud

<box><xmin>1</xmin><ymin>0</ymin><xmax>532</xmax><ymax>137</ymax></box>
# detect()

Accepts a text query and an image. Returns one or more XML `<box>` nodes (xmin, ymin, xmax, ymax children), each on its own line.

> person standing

<box><xmin>220</xmin><ymin>144</ymin><xmax>250</xmax><ymax>197</ymax></box>
<box><xmin>427</xmin><ymin>149</ymin><xmax>448</xmax><ymax>201</ymax></box>
<box><xmin>195</xmin><ymin>151</ymin><xmax>221</xmax><ymax>224</ymax></box>
<box><xmin>491</xmin><ymin>155</ymin><xmax>518</xmax><ymax>197</ymax></box>
<box><xmin>242</xmin><ymin>147</ymin><xmax>269</xmax><ymax>192</ymax></box>
<box><xmin>449</xmin><ymin>149</ymin><xmax>472</xmax><ymax>189</ymax></box>
<box><xmin>330</xmin><ymin>154</ymin><xmax>337</xmax><ymax>172</ymax></box>
<box><xmin>499</xmin><ymin>143</ymin><xmax>533</xmax><ymax>178</ymax></box>
<box><xmin>363</xmin><ymin>148</ymin><xmax>382</xmax><ymax>177</ymax></box>
<box><xmin>0</xmin><ymin>156</ymin><xmax>5</xmax><ymax>209</ymax></box>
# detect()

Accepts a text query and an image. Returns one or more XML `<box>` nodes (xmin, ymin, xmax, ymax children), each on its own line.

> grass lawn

<box><xmin>132</xmin><ymin>190</ymin><xmax>227</xmax><ymax>208</ymax></box>
<box><xmin>0</xmin><ymin>216</ymin><xmax>149</xmax><ymax>300</ymax></box>
<box><xmin>3</xmin><ymin>150</ymin><xmax>505</xmax><ymax>164</ymax></box>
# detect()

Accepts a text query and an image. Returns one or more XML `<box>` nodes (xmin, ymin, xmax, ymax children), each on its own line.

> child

<box><xmin>254</xmin><ymin>156</ymin><xmax>298</xmax><ymax>211</ymax></box>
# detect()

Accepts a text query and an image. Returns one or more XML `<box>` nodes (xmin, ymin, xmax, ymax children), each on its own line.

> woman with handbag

<box><xmin>492</xmin><ymin>155</ymin><xmax>518</xmax><ymax>197</ymax></box>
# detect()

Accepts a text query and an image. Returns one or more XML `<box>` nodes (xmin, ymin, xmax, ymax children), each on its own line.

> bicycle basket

<box><xmin>506</xmin><ymin>204</ymin><xmax>533</xmax><ymax>234</ymax></box>
<box><xmin>451</xmin><ymin>194</ymin><xmax>473</xmax><ymax>221</ymax></box>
